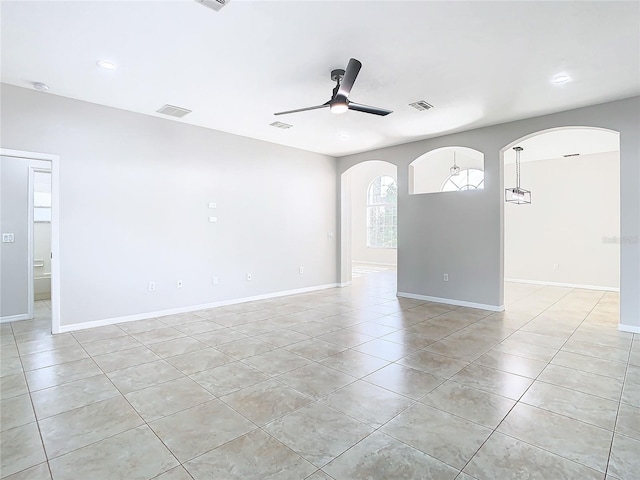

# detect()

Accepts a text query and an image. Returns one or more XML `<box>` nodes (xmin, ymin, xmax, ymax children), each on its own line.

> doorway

<box><xmin>0</xmin><ymin>149</ymin><xmax>60</xmax><ymax>333</ymax></box>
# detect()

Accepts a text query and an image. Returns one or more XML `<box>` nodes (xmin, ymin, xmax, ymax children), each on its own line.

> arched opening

<box><xmin>409</xmin><ymin>146</ymin><xmax>485</xmax><ymax>195</ymax></box>
<box><xmin>340</xmin><ymin>161</ymin><xmax>397</xmax><ymax>287</ymax></box>
<box><xmin>501</xmin><ymin>126</ymin><xmax>621</xmax><ymax>325</ymax></box>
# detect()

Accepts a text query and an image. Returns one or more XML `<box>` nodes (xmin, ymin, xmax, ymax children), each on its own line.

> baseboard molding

<box><xmin>57</xmin><ymin>283</ymin><xmax>340</xmax><ymax>333</ymax></box>
<box><xmin>618</xmin><ymin>324</ymin><xmax>640</xmax><ymax>334</ymax></box>
<box><xmin>505</xmin><ymin>278</ymin><xmax>619</xmax><ymax>292</ymax></box>
<box><xmin>352</xmin><ymin>261</ymin><xmax>397</xmax><ymax>267</ymax></box>
<box><xmin>396</xmin><ymin>292</ymin><xmax>505</xmax><ymax>312</ymax></box>
<box><xmin>337</xmin><ymin>282</ymin><xmax>352</xmax><ymax>287</ymax></box>
<box><xmin>0</xmin><ymin>313</ymin><xmax>32</xmax><ymax>323</ymax></box>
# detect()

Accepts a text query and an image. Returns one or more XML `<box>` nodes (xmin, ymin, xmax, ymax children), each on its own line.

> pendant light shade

<box><xmin>505</xmin><ymin>146</ymin><xmax>531</xmax><ymax>204</ymax></box>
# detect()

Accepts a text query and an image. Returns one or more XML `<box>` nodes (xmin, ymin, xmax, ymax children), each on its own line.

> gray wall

<box><xmin>338</xmin><ymin>96</ymin><xmax>640</xmax><ymax>330</ymax></box>
<box><xmin>0</xmin><ymin>156</ymin><xmax>30</xmax><ymax>318</ymax></box>
<box><xmin>0</xmin><ymin>84</ymin><xmax>338</xmax><ymax>328</ymax></box>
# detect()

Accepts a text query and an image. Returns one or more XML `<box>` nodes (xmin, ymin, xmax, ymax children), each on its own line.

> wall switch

<box><xmin>213</xmin><ymin>276</ymin><xmax>219</xmax><ymax>285</ymax></box>
<box><xmin>553</xmin><ymin>264</ymin><xmax>559</xmax><ymax>270</ymax></box>
<box><xmin>327</xmin><ymin>232</ymin><xmax>334</xmax><ymax>238</ymax></box>
<box><xmin>209</xmin><ymin>216</ymin><xmax>218</xmax><ymax>223</ymax></box>
<box><xmin>2</xmin><ymin>233</ymin><xmax>14</xmax><ymax>243</ymax></box>
<box><xmin>177</xmin><ymin>280</ymin><xmax>183</xmax><ymax>288</ymax></box>
<box><xmin>299</xmin><ymin>266</ymin><xmax>304</xmax><ymax>274</ymax></box>
<box><xmin>208</xmin><ymin>202</ymin><xmax>217</xmax><ymax>209</ymax></box>
<box><xmin>246</xmin><ymin>273</ymin><xmax>252</xmax><ymax>281</ymax></box>
<box><xmin>148</xmin><ymin>282</ymin><xmax>156</xmax><ymax>291</ymax></box>
<box><xmin>443</xmin><ymin>274</ymin><xmax>449</xmax><ymax>282</ymax></box>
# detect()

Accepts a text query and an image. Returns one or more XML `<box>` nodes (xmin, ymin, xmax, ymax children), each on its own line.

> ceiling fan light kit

<box><xmin>274</xmin><ymin>58</ymin><xmax>393</xmax><ymax>117</ymax></box>
<box><xmin>505</xmin><ymin>146</ymin><xmax>532</xmax><ymax>204</ymax></box>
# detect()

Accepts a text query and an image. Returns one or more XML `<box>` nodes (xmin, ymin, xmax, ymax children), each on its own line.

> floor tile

<box><xmin>2</xmin><ymin>462</ymin><xmax>51</xmax><ymax>480</ymax></box>
<box><xmin>323</xmin><ymin>431</ymin><xmax>458</xmax><ymax>480</ymax></box>
<box><xmin>190</xmin><ymin>361</ymin><xmax>269</xmax><ymax>397</ymax></box>
<box><xmin>319</xmin><ymin>350</ymin><xmax>389</xmax><ymax>378</ymax></box>
<box><xmin>0</xmin><ymin>355</ymin><xmax>22</xmax><ymax>377</ymax></box>
<box><xmin>562</xmin><ymin>339</ymin><xmax>629</xmax><ymax>364</ymax></box>
<box><xmin>464</xmin><ymin>431</ymin><xmax>603</xmax><ymax>480</ymax></box>
<box><xmin>71</xmin><ymin>325</ymin><xmax>127</xmax><ymax>344</ymax></box>
<box><xmin>25</xmin><ymin>358</ymin><xmax>102</xmax><ymax>391</ymax></box>
<box><xmin>363</xmin><ymin>363</ymin><xmax>444</xmax><ymax>399</ymax></box>
<box><xmin>0</xmin><ymin>373</ymin><xmax>28</xmax><ymax>399</ymax></box>
<box><xmin>91</xmin><ymin>346</ymin><xmax>160</xmax><ymax>373</ymax></box>
<box><xmin>265</xmin><ymin>402</ymin><xmax>373</xmax><ymax>467</ymax></box>
<box><xmin>379</xmin><ymin>330</ymin><xmax>437</xmax><ymax>349</ymax></box>
<box><xmin>130</xmin><ymin>327</ymin><xmax>187</xmax><ymax>346</ymax></box>
<box><xmin>106</xmin><ymin>359</ymin><xmax>183</xmax><ymax>394</ymax></box>
<box><xmin>277</xmin><ymin>364</ymin><xmax>356</xmax><ymax>399</ymax></box>
<box><xmin>173</xmin><ymin>320</ymin><xmax>224</xmax><ymax>336</ymax></box>
<box><xmin>184</xmin><ymin>429</ymin><xmax>315</xmax><ymax>480</ymax></box>
<box><xmin>615</xmin><ymin>403</ymin><xmax>640</xmax><ymax>440</ymax></box>
<box><xmin>352</xmin><ymin>338</ymin><xmax>418</xmax><ymax>361</ymax></box>
<box><xmin>474</xmin><ymin>350</ymin><xmax>547</xmax><ymax>378</ymax></box>
<box><xmin>398</xmin><ymin>350</ymin><xmax>469</xmax><ymax>378</ymax></box>
<box><xmin>164</xmin><ymin>348</ymin><xmax>231</xmax><ymax>375</ymax></box>
<box><xmin>20</xmin><ymin>345</ymin><xmax>89</xmax><ymax>372</ymax></box>
<box><xmin>17</xmin><ymin>334</ymin><xmax>78</xmax><ymax>356</ymax></box>
<box><xmin>421</xmin><ymin>380</ymin><xmax>515</xmax><ymax>429</ymax></box>
<box><xmin>621</xmin><ymin>364</ymin><xmax>640</xmax><ymax>407</ymax></box>
<box><xmin>149</xmin><ymin>399</ymin><xmax>255</xmax><ymax>463</ymax></box>
<box><xmin>493</xmin><ymin>339</ymin><xmax>558</xmax><ymax>362</ymax></box>
<box><xmin>0</xmin><ymin>394</ymin><xmax>35</xmax><ymax>432</ymax></box>
<box><xmin>117</xmin><ymin>318</ymin><xmax>168</xmax><ymax>335</ymax></box>
<box><xmin>607</xmin><ymin>433</ymin><xmax>640</xmax><ymax>479</ymax></box>
<box><xmin>39</xmin><ymin>395</ymin><xmax>143</xmax><ymax>458</ymax></box>
<box><xmin>191</xmin><ymin>328</ymin><xmax>248</xmax><ymax>347</ymax></box>
<box><xmin>0</xmin><ymin>422</ymin><xmax>47</xmax><ymax>477</ymax></box>
<box><xmin>80</xmin><ymin>335</ymin><xmax>141</xmax><ymax>357</ymax></box>
<box><xmin>285</xmin><ymin>338</ymin><xmax>347</xmax><ymax>361</ymax></box>
<box><xmin>214</xmin><ymin>338</ymin><xmax>276</xmax><ymax>359</ymax></box>
<box><xmin>152</xmin><ymin>466</ymin><xmax>193</xmax><ymax>480</ymax></box>
<box><xmin>125</xmin><ymin>377</ymin><xmax>214</xmax><ymax>421</ymax></box>
<box><xmin>497</xmin><ymin>402</ymin><xmax>612</xmax><ymax>472</ymax></box>
<box><xmin>322</xmin><ymin>380</ymin><xmax>413</xmax><ymax>428</ymax></box>
<box><xmin>538</xmin><ymin>364</ymin><xmax>623</xmax><ymax>402</ymax></box>
<box><xmin>220</xmin><ymin>379</ymin><xmax>313</xmax><ymax>425</ymax></box>
<box><xmin>550</xmin><ymin>350</ymin><xmax>626</xmax><ymax>380</ymax></box>
<box><xmin>255</xmin><ymin>329</ymin><xmax>311</xmax><ymax>348</ymax></box>
<box><xmin>30</xmin><ymin>374</ymin><xmax>119</xmax><ymax>419</ymax></box>
<box><xmin>381</xmin><ymin>402</ymin><xmax>492</xmax><ymax>469</ymax></box>
<box><xmin>146</xmin><ymin>337</ymin><xmax>208</xmax><ymax>359</ymax></box>
<box><xmin>242</xmin><ymin>348</ymin><xmax>311</xmax><ymax>375</ymax></box>
<box><xmin>450</xmin><ymin>363</ymin><xmax>533</xmax><ymax>400</ymax></box>
<box><xmin>316</xmin><ymin>330</ymin><xmax>374</xmax><ymax>348</ymax></box>
<box><xmin>48</xmin><ymin>425</ymin><xmax>178</xmax><ymax>480</ymax></box>
<box><xmin>521</xmin><ymin>381</ymin><xmax>619</xmax><ymax>430</ymax></box>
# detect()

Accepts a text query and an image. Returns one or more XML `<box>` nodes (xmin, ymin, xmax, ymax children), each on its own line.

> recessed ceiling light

<box><xmin>339</xmin><ymin>133</ymin><xmax>350</xmax><ymax>139</ymax></box>
<box><xmin>97</xmin><ymin>60</ymin><xmax>117</xmax><ymax>70</ymax></box>
<box><xmin>552</xmin><ymin>74</ymin><xmax>571</xmax><ymax>85</ymax></box>
<box><xmin>33</xmin><ymin>82</ymin><xmax>49</xmax><ymax>91</ymax></box>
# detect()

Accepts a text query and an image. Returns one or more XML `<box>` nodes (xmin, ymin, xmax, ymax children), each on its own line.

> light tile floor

<box><xmin>1</xmin><ymin>270</ymin><xmax>638</xmax><ymax>479</ymax></box>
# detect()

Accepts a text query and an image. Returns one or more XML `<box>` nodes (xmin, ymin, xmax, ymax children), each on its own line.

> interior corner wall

<box><xmin>337</xmin><ymin>96</ymin><xmax>639</xmax><ymax>330</ymax></box>
<box><xmin>505</xmin><ymin>151</ymin><xmax>620</xmax><ymax>289</ymax></box>
<box><xmin>0</xmin><ymin>84</ymin><xmax>338</xmax><ymax>329</ymax></box>
<box><xmin>349</xmin><ymin>161</ymin><xmax>397</xmax><ymax>266</ymax></box>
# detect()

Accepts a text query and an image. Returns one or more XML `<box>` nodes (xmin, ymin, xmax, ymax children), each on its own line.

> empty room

<box><xmin>0</xmin><ymin>1</ymin><xmax>639</xmax><ymax>479</ymax></box>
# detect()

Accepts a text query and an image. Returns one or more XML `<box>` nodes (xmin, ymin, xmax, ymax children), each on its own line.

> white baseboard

<box><xmin>619</xmin><ymin>324</ymin><xmax>640</xmax><ymax>334</ymax></box>
<box><xmin>396</xmin><ymin>292</ymin><xmax>505</xmax><ymax>312</ymax></box>
<box><xmin>0</xmin><ymin>313</ymin><xmax>33</xmax><ymax>323</ymax></box>
<box><xmin>352</xmin><ymin>261</ymin><xmax>397</xmax><ymax>267</ymax></box>
<box><xmin>57</xmin><ymin>283</ymin><xmax>340</xmax><ymax>333</ymax></box>
<box><xmin>337</xmin><ymin>282</ymin><xmax>352</xmax><ymax>287</ymax></box>
<box><xmin>505</xmin><ymin>278</ymin><xmax>619</xmax><ymax>292</ymax></box>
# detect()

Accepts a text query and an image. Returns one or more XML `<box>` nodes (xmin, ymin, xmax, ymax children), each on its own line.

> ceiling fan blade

<box><xmin>337</xmin><ymin>58</ymin><xmax>362</xmax><ymax>98</ymax></box>
<box><xmin>347</xmin><ymin>102</ymin><xmax>393</xmax><ymax>116</ymax></box>
<box><xmin>274</xmin><ymin>103</ymin><xmax>329</xmax><ymax>116</ymax></box>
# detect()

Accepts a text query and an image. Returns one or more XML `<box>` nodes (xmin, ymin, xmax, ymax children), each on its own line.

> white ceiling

<box><xmin>1</xmin><ymin>0</ymin><xmax>638</xmax><ymax>157</ymax></box>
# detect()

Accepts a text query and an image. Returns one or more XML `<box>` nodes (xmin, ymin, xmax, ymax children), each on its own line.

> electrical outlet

<box><xmin>213</xmin><ymin>276</ymin><xmax>219</xmax><ymax>285</ymax></box>
<box><xmin>177</xmin><ymin>280</ymin><xmax>183</xmax><ymax>288</ymax></box>
<box><xmin>553</xmin><ymin>264</ymin><xmax>559</xmax><ymax>270</ymax></box>
<box><xmin>2</xmin><ymin>233</ymin><xmax>15</xmax><ymax>243</ymax></box>
<box><xmin>299</xmin><ymin>266</ymin><xmax>304</xmax><ymax>274</ymax></box>
<box><xmin>443</xmin><ymin>274</ymin><xmax>449</xmax><ymax>282</ymax></box>
<box><xmin>327</xmin><ymin>232</ymin><xmax>334</xmax><ymax>238</ymax></box>
<box><xmin>246</xmin><ymin>273</ymin><xmax>252</xmax><ymax>281</ymax></box>
<box><xmin>148</xmin><ymin>282</ymin><xmax>156</xmax><ymax>291</ymax></box>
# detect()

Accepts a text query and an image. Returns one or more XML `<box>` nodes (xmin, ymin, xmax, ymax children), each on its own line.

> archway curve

<box><xmin>339</xmin><ymin>160</ymin><xmax>398</xmax><ymax>286</ymax></box>
<box><xmin>499</xmin><ymin>125</ymin><xmax>621</xmax><ymax>317</ymax></box>
<box><xmin>408</xmin><ymin>146</ymin><xmax>485</xmax><ymax>195</ymax></box>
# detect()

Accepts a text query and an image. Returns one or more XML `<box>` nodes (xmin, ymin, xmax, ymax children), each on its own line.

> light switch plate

<box><xmin>2</xmin><ymin>233</ymin><xmax>15</xmax><ymax>243</ymax></box>
<box><xmin>209</xmin><ymin>216</ymin><xmax>218</xmax><ymax>223</ymax></box>
<box><xmin>208</xmin><ymin>202</ymin><xmax>217</xmax><ymax>209</ymax></box>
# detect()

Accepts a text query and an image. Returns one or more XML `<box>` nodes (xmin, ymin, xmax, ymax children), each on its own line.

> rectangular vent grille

<box><xmin>563</xmin><ymin>153</ymin><xmax>580</xmax><ymax>157</ymax></box>
<box><xmin>194</xmin><ymin>0</ymin><xmax>230</xmax><ymax>12</ymax></box>
<box><xmin>270</xmin><ymin>121</ymin><xmax>293</xmax><ymax>129</ymax></box>
<box><xmin>157</xmin><ymin>105</ymin><xmax>192</xmax><ymax>118</ymax></box>
<box><xmin>409</xmin><ymin>100</ymin><xmax>434</xmax><ymax>111</ymax></box>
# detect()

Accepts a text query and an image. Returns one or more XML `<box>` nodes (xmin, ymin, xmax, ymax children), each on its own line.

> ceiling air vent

<box><xmin>270</xmin><ymin>121</ymin><xmax>293</xmax><ymax>129</ymax></box>
<box><xmin>156</xmin><ymin>105</ymin><xmax>192</xmax><ymax>118</ymax></box>
<box><xmin>563</xmin><ymin>153</ymin><xmax>580</xmax><ymax>157</ymax></box>
<box><xmin>194</xmin><ymin>0</ymin><xmax>230</xmax><ymax>12</ymax></box>
<box><xmin>409</xmin><ymin>100</ymin><xmax>434</xmax><ymax>111</ymax></box>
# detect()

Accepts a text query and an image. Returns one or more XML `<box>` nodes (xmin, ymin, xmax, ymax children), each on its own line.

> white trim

<box><xmin>352</xmin><ymin>261</ymin><xmax>397</xmax><ymax>267</ymax></box>
<box><xmin>0</xmin><ymin>313</ymin><xmax>31</xmax><ymax>324</ymax></box>
<box><xmin>505</xmin><ymin>278</ymin><xmax>619</xmax><ymax>292</ymax></box>
<box><xmin>397</xmin><ymin>291</ymin><xmax>505</xmax><ymax>312</ymax></box>
<box><xmin>618</xmin><ymin>324</ymin><xmax>640</xmax><ymax>334</ymax></box>
<box><xmin>337</xmin><ymin>282</ymin><xmax>352</xmax><ymax>287</ymax></box>
<box><xmin>1</xmin><ymin>148</ymin><xmax>60</xmax><ymax>333</ymax></box>
<box><xmin>57</xmin><ymin>283</ymin><xmax>340</xmax><ymax>333</ymax></box>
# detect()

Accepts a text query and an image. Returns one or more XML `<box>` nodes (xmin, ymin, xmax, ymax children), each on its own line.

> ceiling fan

<box><xmin>274</xmin><ymin>58</ymin><xmax>393</xmax><ymax>117</ymax></box>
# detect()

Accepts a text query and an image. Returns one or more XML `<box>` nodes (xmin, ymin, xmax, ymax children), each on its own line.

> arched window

<box><xmin>367</xmin><ymin>176</ymin><xmax>397</xmax><ymax>248</ymax></box>
<box><xmin>441</xmin><ymin>168</ymin><xmax>484</xmax><ymax>192</ymax></box>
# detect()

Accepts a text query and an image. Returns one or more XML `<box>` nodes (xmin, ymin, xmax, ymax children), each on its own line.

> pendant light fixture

<box><xmin>505</xmin><ymin>146</ymin><xmax>531</xmax><ymax>204</ymax></box>
<box><xmin>450</xmin><ymin>150</ymin><xmax>460</xmax><ymax>176</ymax></box>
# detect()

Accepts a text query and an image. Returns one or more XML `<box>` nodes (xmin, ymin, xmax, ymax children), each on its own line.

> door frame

<box><xmin>1</xmin><ymin>148</ymin><xmax>60</xmax><ymax>333</ymax></box>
